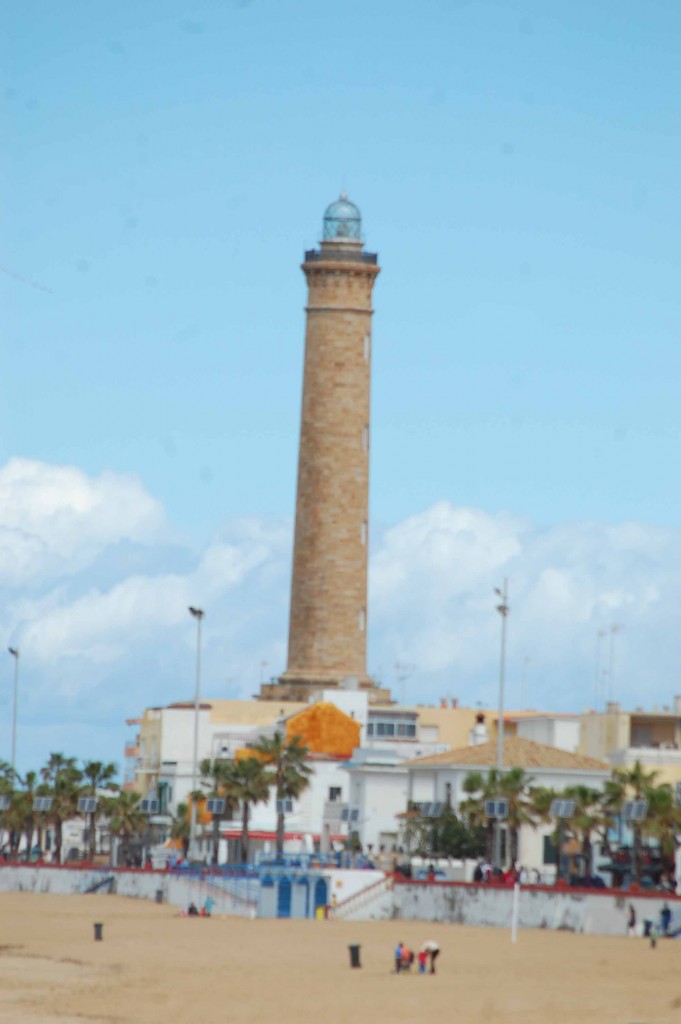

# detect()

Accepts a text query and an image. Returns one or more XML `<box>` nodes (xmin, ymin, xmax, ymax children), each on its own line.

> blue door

<box><xmin>313</xmin><ymin>877</ymin><xmax>328</xmax><ymax>913</ymax></box>
<box><xmin>277</xmin><ymin>876</ymin><xmax>292</xmax><ymax>918</ymax></box>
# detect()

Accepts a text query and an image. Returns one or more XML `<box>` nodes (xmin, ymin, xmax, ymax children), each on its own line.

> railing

<box><xmin>333</xmin><ymin>873</ymin><xmax>391</xmax><ymax>918</ymax></box>
<box><xmin>304</xmin><ymin>249</ymin><xmax>378</xmax><ymax>265</ymax></box>
<box><xmin>610</xmin><ymin>747</ymin><xmax>681</xmax><ymax>765</ymax></box>
<box><xmin>253</xmin><ymin>850</ymin><xmax>375</xmax><ymax>870</ymax></box>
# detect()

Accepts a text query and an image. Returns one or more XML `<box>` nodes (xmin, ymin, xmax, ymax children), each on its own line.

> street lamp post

<box><xmin>594</xmin><ymin>630</ymin><xmax>607</xmax><ymax>709</ymax></box>
<box><xmin>608</xmin><ymin>625</ymin><xmax>621</xmax><ymax>702</ymax></box>
<box><xmin>8</xmin><ymin>648</ymin><xmax>19</xmax><ymax>782</ymax></box>
<box><xmin>188</xmin><ymin>607</ymin><xmax>204</xmax><ymax>861</ymax></box>
<box><xmin>493</xmin><ymin>580</ymin><xmax>510</xmax><ymax>869</ymax></box>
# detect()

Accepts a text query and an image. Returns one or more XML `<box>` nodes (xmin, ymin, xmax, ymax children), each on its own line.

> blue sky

<box><xmin>3</xmin><ymin>1</ymin><xmax>681</xmax><ymax>774</ymax></box>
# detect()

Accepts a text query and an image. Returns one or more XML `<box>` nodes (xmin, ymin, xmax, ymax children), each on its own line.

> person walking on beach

<box><xmin>627</xmin><ymin>904</ymin><xmax>637</xmax><ymax>937</ymax></box>
<box><xmin>394</xmin><ymin>941</ymin><xmax>403</xmax><ymax>974</ymax></box>
<box><xmin>421</xmin><ymin>939</ymin><xmax>440</xmax><ymax>974</ymax></box>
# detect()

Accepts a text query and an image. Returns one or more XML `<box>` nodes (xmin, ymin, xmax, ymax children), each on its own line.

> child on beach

<box><xmin>400</xmin><ymin>946</ymin><xmax>414</xmax><ymax>972</ymax></box>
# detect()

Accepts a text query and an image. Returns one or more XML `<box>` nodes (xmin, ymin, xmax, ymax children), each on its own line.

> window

<box><xmin>362</xmin><ymin>425</ymin><xmax>369</xmax><ymax>450</ymax></box>
<box><xmin>445</xmin><ymin>782</ymin><xmax>452</xmax><ymax>807</ymax></box>
<box><xmin>359</xmin><ymin>607</ymin><xmax>366</xmax><ymax>632</ymax></box>
<box><xmin>329</xmin><ymin>787</ymin><xmax>342</xmax><ymax>802</ymax></box>
<box><xmin>373</xmin><ymin>716</ymin><xmax>415</xmax><ymax>738</ymax></box>
<box><xmin>397</xmin><ymin>722</ymin><xmax>416</xmax><ymax>738</ymax></box>
<box><xmin>360</xmin><ymin>520</ymin><xmax>367</xmax><ymax>545</ymax></box>
<box><xmin>363</xmin><ymin>333</ymin><xmax>370</xmax><ymax>361</ymax></box>
<box><xmin>543</xmin><ymin>835</ymin><xmax>558</xmax><ymax>865</ymax></box>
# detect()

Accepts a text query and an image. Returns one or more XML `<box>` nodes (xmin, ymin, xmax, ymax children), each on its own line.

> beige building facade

<box><xmin>580</xmin><ymin>696</ymin><xmax>681</xmax><ymax>786</ymax></box>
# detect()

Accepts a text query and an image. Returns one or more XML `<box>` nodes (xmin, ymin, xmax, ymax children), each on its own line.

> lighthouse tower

<box><xmin>262</xmin><ymin>196</ymin><xmax>389</xmax><ymax>702</ymax></box>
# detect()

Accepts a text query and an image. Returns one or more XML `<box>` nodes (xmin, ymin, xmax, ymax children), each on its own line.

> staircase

<box><xmin>333</xmin><ymin>874</ymin><xmax>394</xmax><ymax>921</ymax></box>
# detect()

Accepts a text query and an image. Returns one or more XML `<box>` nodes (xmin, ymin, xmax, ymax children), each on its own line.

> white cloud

<box><xmin>0</xmin><ymin>458</ymin><xmax>164</xmax><ymax>585</ymax></box>
<box><xmin>3</xmin><ymin>459</ymin><xmax>681</xmax><ymax>770</ymax></box>
<box><xmin>369</xmin><ymin>503</ymin><xmax>681</xmax><ymax>709</ymax></box>
<box><xmin>19</xmin><ymin>530</ymin><xmax>280</xmax><ymax>674</ymax></box>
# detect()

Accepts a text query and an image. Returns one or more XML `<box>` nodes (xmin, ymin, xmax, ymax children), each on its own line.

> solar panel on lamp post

<box><xmin>623</xmin><ymin>799</ymin><xmax>648</xmax><ymax>885</ymax></box>
<box><xmin>188</xmin><ymin>607</ymin><xmax>204</xmax><ymax>862</ymax></box>
<box><xmin>550</xmin><ymin>799</ymin><xmax>575</xmax><ymax>883</ymax></box>
<box><xmin>8</xmin><ymin>648</ymin><xmax>19</xmax><ymax>783</ymax></box>
<box><xmin>493</xmin><ymin>581</ymin><xmax>509</xmax><ymax>869</ymax></box>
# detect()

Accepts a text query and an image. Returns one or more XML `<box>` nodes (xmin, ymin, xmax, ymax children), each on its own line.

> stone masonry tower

<box><xmin>261</xmin><ymin>196</ymin><xmax>389</xmax><ymax>702</ymax></box>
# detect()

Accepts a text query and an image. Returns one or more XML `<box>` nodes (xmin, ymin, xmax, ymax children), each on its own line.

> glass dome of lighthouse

<box><xmin>323</xmin><ymin>194</ymin><xmax>361</xmax><ymax>240</ymax></box>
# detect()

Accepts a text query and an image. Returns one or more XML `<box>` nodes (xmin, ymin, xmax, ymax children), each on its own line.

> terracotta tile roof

<box><xmin>407</xmin><ymin>736</ymin><xmax>609</xmax><ymax>773</ymax></box>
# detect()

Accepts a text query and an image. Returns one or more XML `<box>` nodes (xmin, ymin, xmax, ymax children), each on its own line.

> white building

<box><xmin>405</xmin><ymin>736</ymin><xmax>610</xmax><ymax>876</ymax></box>
<box><xmin>341</xmin><ymin>748</ymin><xmax>409</xmax><ymax>855</ymax></box>
<box><xmin>508</xmin><ymin>713</ymin><xmax>581</xmax><ymax>753</ymax></box>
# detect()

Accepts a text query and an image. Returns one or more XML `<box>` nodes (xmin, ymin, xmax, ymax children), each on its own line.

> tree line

<box><xmin>0</xmin><ymin>733</ymin><xmax>312</xmax><ymax>867</ymax></box>
<box><xmin>401</xmin><ymin>760</ymin><xmax>681</xmax><ymax>886</ymax></box>
<box><xmin>0</xmin><ymin>754</ymin><xmax>121</xmax><ymax>863</ymax></box>
<box><xmin>4</xmin><ymin>743</ymin><xmax>677</xmax><ymax>883</ymax></box>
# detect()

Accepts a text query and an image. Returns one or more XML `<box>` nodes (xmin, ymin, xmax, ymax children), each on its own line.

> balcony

<box><xmin>323</xmin><ymin>800</ymin><xmax>345</xmax><ymax>823</ymax></box>
<box><xmin>304</xmin><ymin>248</ymin><xmax>378</xmax><ymax>265</ymax></box>
<box><xmin>609</xmin><ymin>746</ymin><xmax>681</xmax><ymax>768</ymax></box>
<box><xmin>124</xmin><ymin>745</ymin><xmax>139</xmax><ymax>759</ymax></box>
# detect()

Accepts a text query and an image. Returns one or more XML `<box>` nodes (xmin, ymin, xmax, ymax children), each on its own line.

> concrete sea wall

<box><xmin>2</xmin><ymin>867</ymin><xmax>679</xmax><ymax>936</ymax></box>
<box><xmin>393</xmin><ymin>880</ymin><xmax>681</xmax><ymax>936</ymax></box>
<box><xmin>0</xmin><ymin>866</ymin><xmax>256</xmax><ymax>918</ymax></box>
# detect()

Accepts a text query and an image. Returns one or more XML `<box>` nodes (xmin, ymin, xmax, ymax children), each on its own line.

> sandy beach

<box><xmin>0</xmin><ymin>892</ymin><xmax>679</xmax><ymax>1023</ymax></box>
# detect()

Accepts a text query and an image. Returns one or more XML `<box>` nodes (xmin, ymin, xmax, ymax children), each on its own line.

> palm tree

<box><xmin>643</xmin><ymin>784</ymin><xmax>681</xmax><ymax>877</ymax></box>
<box><xmin>0</xmin><ymin>760</ymin><xmax>20</xmax><ymax>858</ymax></box>
<box><xmin>199</xmin><ymin>758</ymin><xmax>239</xmax><ymax>866</ymax></box>
<box><xmin>497</xmin><ymin>767</ymin><xmax>538</xmax><ymax>866</ymax></box>
<box><xmin>19</xmin><ymin>771</ymin><xmax>40</xmax><ymax>859</ymax></box>
<box><xmin>460</xmin><ymin>770</ymin><xmax>499</xmax><ymax>863</ymax></box>
<box><xmin>461</xmin><ymin>767</ymin><xmax>537</xmax><ymax>867</ymax></box>
<box><xmin>601</xmin><ymin>774</ymin><xmax>627</xmax><ymax>853</ymax></box>
<box><xmin>251</xmin><ymin>732</ymin><xmax>312</xmax><ymax>857</ymax></box>
<box><xmin>563</xmin><ymin>785</ymin><xmax>606</xmax><ymax>877</ymax></box>
<box><xmin>104</xmin><ymin>791</ymin><xmax>146</xmax><ymax>866</ymax></box>
<box><xmin>81</xmin><ymin>760</ymin><xmax>119</xmax><ymax>862</ymax></box>
<box><xmin>230</xmin><ymin>757</ymin><xmax>271</xmax><ymax>864</ymax></box>
<box><xmin>170</xmin><ymin>802</ymin><xmax>191</xmax><ymax>859</ymax></box>
<box><xmin>41</xmin><ymin>753</ymin><xmax>82</xmax><ymax>864</ymax></box>
<box><xmin>528</xmin><ymin>785</ymin><xmax>559</xmax><ymax>825</ymax></box>
<box><xmin>614</xmin><ymin>761</ymin><xmax>660</xmax><ymax>884</ymax></box>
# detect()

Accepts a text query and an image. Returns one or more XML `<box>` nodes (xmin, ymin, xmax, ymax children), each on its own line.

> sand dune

<box><xmin>0</xmin><ymin>892</ymin><xmax>679</xmax><ymax>1023</ymax></box>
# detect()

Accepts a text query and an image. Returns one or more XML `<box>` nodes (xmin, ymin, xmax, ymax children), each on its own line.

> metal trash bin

<box><xmin>94</xmin><ymin>923</ymin><xmax>103</xmax><ymax>941</ymax></box>
<box><xmin>348</xmin><ymin>944</ymin><xmax>361</xmax><ymax>969</ymax></box>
